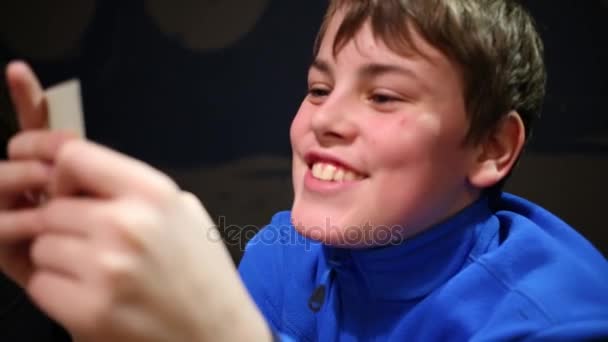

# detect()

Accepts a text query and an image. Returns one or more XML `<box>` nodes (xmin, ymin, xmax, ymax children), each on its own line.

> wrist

<box><xmin>200</xmin><ymin>302</ymin><xmax>272</xmax><ymax>342</ymax></box>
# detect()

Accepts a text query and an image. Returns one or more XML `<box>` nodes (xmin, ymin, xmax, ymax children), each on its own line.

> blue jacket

<box><xmin>238</xmin><ymin>193</ymin><xmax>608</xmax><ymax>341</ymax></box>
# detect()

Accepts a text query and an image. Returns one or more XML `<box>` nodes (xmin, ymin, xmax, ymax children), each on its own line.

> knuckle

<box><xmin>106</xmin><ymin>211</ymin><xmax>132</xmax><ymax>233</ymax></box>
<box><xmin>181</xmin><ymin>191</ymin><xmax>201</xmax><ymax>207</ymax></box>
<box><xmin>6</xmin><ymin>135</ymin><xmax>21</xmax><ymax>159</ymax></box>
<box><xmin>110</xmin><ymin>200</ymin><xmax>160</xmax><ymax>246</ymax></box>
<box><xmin>106</xmin><ymin>205</ymin><xmax>148</xmax><ymax>237</ymax></box>
<box><xmin>6</xmin><ymin>132</ymin><xmax>34</xmax><ymax>159</ymax></box>
<box><xmin>151</xmin><ymin>177</ymin><xmax>180</xmax><ymax>203</ymax></box>
<box><xmin>98</xmin><ymin>251</ymin><xmax>137</xmax><ymax>286</ymax></box>
<box><xmin>43</xmin><ymin>132</ymin><xmax>79</xmax><ymax>158</ymax></box>
<box><xmin>29</xmin><ymin>236</ymin><xmax>45</xmax><ymax>263</ymax></box>
<box><xmin>178</xmin><ymin>192</ymin><xmax>195</xmax><ymax>213</ymax></box>
<box><xmin>55</xmin><ymin>139</ymin><xmax>83</xmax><ymax>165</ymax></box>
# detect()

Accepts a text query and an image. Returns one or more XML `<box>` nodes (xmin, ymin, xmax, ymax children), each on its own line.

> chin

<box><xmin>290</xmin><ymin>207</ymin><xmax>404</xmax><ymax>248</ymax></box>
<box><xmin>290</xmin><ymin>209</ymin><xmax>339</xmax><ymax>244</ymax></box>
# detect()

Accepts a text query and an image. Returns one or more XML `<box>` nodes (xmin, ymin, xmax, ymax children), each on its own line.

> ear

<box><xmin>468</xmin><ymin>111</ymin><xmax>526</xmax><ymax>188</ymax></box>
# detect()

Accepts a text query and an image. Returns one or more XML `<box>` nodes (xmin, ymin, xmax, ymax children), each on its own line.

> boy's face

<box><xmin>290</xmin><ymin>11</ymin><xmax>481</xmax><ymax>247</ymax></box>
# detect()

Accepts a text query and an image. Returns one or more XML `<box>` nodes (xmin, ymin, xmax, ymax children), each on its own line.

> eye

<box><xmin>307</xmin><ymin>85</ymin><xmax>331</xmax><ymax>105</ymax></box>
<box><xmin>369</xmin><ymin>93</ymin><xmax>401</xmax><ymax>104</ymax></box>
<box><xmin>367</xmin><ymin>90</ymin><xmax>406</xmax><ymax>112</ymax></box>
<box><xmin>309</xmin><ymin>87</ymin><xmax>330</xmax><ymax>97</ymax></box>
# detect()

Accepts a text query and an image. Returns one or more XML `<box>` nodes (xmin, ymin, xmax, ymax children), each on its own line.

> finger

<box><xmin>0</xmin><ymin>160</ymin><xmax>50</xmax><ymax>194</ymax></box>
<box><xmin>39</xmin><ymin>198</ymin><xmax>107</xmax><ymax>238</ymax></box>
<box><xmin>40</xmin><ymin>198</ymin><xmax>153</xmax><ymax>253</ymax></box>
<box><xmin>30</xmin><ymin>233</ymin><xmax>89</xmax><ymax>279</ymax></box>
<box><xmin>52</xmin><ymin>140</ymin><xmax>178</xmax><ymax>201</ymax></box>
<box><xmin>5</xmin><ymin>61</ymin><xmax>48</xmax><ymax>130</ymax></box>
<box><xmin>7</xmin><ymin>130</ymin><xmax>79</xmax><ymax>161</ymax></box>
<box><xmin>180</xmin><ymin>191</ymin><xmax>203</xmax><ymax>212</ymax></box>
<box><xmin>0</xmin><ymin>208</ymin><xmax>42</xmax><ymax>242</ymax></box>
<box><xmin>27</xmin><ymin>270</ymin><xmax>101</xmax><ymax>336</ymax></box>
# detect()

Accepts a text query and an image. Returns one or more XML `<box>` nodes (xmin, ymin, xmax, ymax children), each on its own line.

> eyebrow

<box><xmin>310</xmin><ymin>59</ymin><xmax>332</xmax><ymax>75</ymax></box>
<box><xmin>310</xmin><ymin>59</ymin><xmax>423</xmax><ymax>84</ymax></box>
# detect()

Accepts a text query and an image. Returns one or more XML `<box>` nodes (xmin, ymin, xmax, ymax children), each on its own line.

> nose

<box><xmin>311</xmin><ymin>93</ymin><xmax>358</xmax><ymax>147</ymax></box>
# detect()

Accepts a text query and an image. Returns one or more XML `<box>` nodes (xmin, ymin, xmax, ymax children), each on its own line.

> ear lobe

<box><xmin>468</xmin><ymin>111</ymin><xmax>525</xmax><ymax>189</ymax></box>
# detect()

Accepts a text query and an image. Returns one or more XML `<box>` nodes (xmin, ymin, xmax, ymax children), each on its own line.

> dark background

<box><xmin>0</xmin><ymin>1</ymin><xmax>606</xmax><ymax>340</ymax></box>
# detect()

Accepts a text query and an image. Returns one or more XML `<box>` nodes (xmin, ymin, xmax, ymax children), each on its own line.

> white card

<box><xmin>45</xmin><ymin>79</ymin><xmax>86</xmax><ymax>138</ymax></box>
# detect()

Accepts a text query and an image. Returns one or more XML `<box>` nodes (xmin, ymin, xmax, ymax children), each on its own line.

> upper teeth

<box><xmin>311</xmin><ymin>162</ymin><xmax>363</xmax><ymax>182</ymax></box>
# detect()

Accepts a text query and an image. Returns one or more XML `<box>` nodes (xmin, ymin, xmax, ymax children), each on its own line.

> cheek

<box><xmin>289</xmin><ymin>102</ymin><xmax>310</xmax><ymax>146</ymax></box>
<box><xmin>290</xmin><ymin>103</ymin><xmax>310</xmax><ymax>192</ymax></box>
<box><xmin>374</xmin><ymin>113</ymin><xmax>472</xmax><ymax>194</ymax></box>
<box><xmin>369</xmin><ymin>114</ymin><xmax>442</xmax><ymax>167</ymax></box>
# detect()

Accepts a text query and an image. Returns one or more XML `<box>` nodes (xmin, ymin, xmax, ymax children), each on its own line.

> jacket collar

<box><xmin>320</xmin><ymin>196</ymin><xmax>499</xmax><ymax>301</ymax></box>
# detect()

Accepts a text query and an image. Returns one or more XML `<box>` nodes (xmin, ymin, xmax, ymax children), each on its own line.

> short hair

<box><xmin>314</xmin><ymin>0</ymin><xmax>546</xmax><ymax>146</ymax></box>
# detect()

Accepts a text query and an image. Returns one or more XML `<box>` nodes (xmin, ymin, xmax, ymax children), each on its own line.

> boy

<box><xmin>240</xmin><ymin>0</ymin><xmax>608</xmax><ymax>340</ymax></box>
<box><xmin>0</xmin><ymin>0</ymin><xmax>607</xmax><ymax>341</ymax></box>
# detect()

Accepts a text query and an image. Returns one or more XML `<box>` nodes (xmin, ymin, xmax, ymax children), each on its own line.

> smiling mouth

<box><xmin>310</xmin><ymin>161</ymin><xmax>366</xmax><ymax>182</ymax></box>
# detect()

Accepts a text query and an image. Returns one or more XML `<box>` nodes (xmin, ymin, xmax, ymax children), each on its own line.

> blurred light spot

<box><xmin>145</xmin><ymin>0</ymin><xmax>270</xmax><ymax>51</ymax></box>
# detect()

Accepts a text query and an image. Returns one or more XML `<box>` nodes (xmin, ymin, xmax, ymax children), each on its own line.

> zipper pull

<box><xmin>308</xmin><ymin>285</ymin><xmax>326</xmax><ymax>313</ymax></box>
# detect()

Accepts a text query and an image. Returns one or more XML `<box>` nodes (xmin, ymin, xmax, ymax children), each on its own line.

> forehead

<box><xmin>318</xmin><ymin>9</ymin><xmax>451</xmax><ymax>71</ymax></box>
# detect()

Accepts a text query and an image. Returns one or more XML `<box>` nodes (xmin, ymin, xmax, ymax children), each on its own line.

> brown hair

<box><xmin>314</xmin><ymin>0</ymin><xmax>546</xmax><ymax>145</ymax></box>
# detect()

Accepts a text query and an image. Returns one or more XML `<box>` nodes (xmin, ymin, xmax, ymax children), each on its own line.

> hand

<box><xmin>0</xmin><ymin>61</ymin><xmax>78</xmax><ymax>286</ymax></box>
<box><xmin>19</xmin><ymin>137</ymin><xmax>269</xmax><ymax>341</ymax></box>
<box><xmin>1</xmin><ymin>61</ymin><xmax>271</xmax><ymax>341</ymax></box>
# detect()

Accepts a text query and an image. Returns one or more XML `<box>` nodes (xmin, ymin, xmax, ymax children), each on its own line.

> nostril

<box><xmin>325</xmin><ymin>131</ymin><xmax>344</xmax><ymax>139</ymax></box>
<box><xmin>316</xmin><ymin>131</ymin><xmax>350</xmax><ymax>147</ymax></box>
